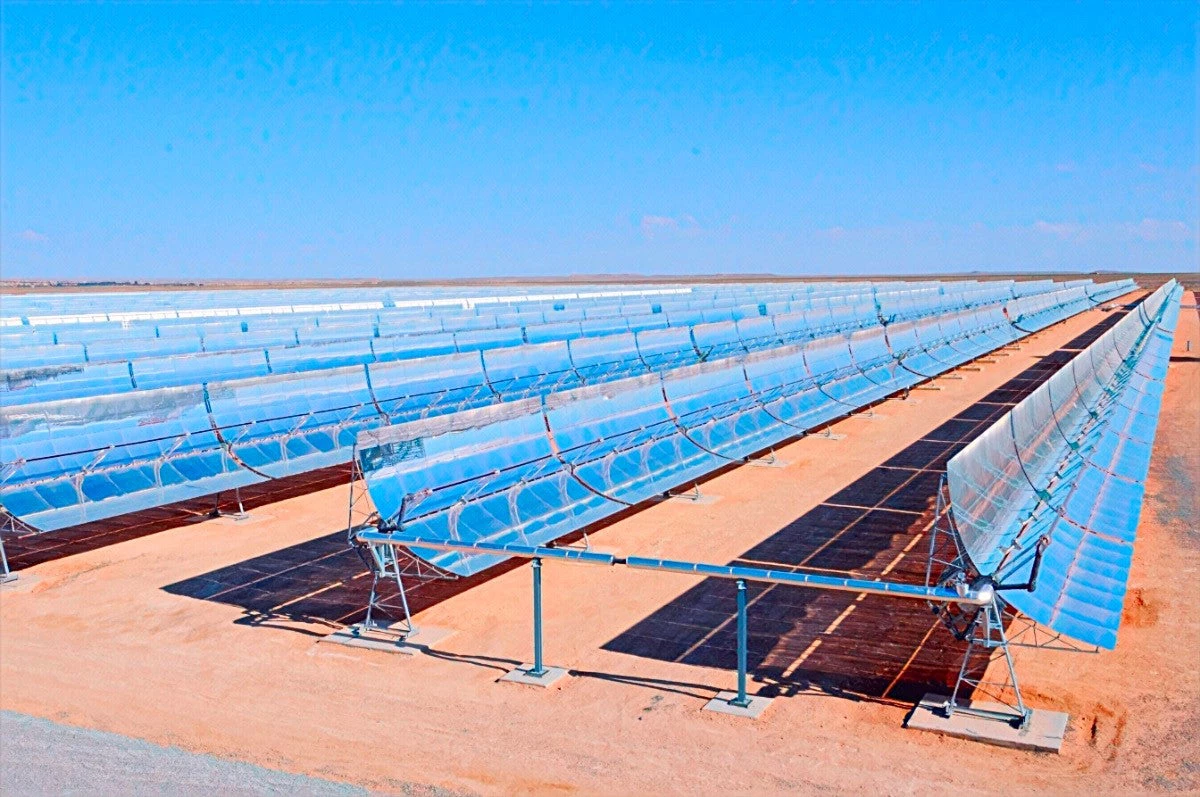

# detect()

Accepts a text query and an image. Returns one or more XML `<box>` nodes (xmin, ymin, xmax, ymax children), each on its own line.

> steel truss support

<box><xmin>344</xmin><ymin>449</ymin><xmax>455</xmax><ymax>642</ymax></box>
<box><xmin>944</xmin><ymin>598</ymin><xmax>1030</xmax><ymax>727</ymax></box>
<box><xmin>358</xmin><ymin>542</ymin><xmax>416</xmax><ymax>636</ymax></box>
<box><xmin>925</xmin><ymin>476</ymin><xmax>1030</xmax><ymax>728</ymax></box>
<box><xmin>1002</xmin><ymin>611</ymin><xmax>1101</xmax><ymax>653</ymax></box>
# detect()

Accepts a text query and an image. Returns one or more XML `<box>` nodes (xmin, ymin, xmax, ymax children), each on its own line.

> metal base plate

<box><xmin>744</xmin><ymin>457</ymin><xmax>790</xmax><ymax>468</ymax></box>
<box><xmin>702</xmin><ymin>691</ymin><xmax>774</xmax><ymax>719</ymax></box>
<box><xmin>1</xmin><ymin>572</ymin><xmax>37</xmax><ymax>591</ymax></box>
<box><xmin>654</xmin><ymin>493</ymin><xmax>721</xmax><ymax>505</ymax></box>
<box><xmin>906</xmin><ymin>693</ymin><xmax>1069</xmax><ymax>753</ymax></box>
<box><xmin>498</xmin><ymin>665</ymin><xmax>569</xmax><ymax>688</ymax></box>
<box><xmin>319</xmin><ymin>622</ymin><xmax>454</xmax><ymax>655</ymax></box>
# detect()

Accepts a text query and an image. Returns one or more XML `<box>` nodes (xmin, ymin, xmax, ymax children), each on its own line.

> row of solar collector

<box><xmin>945</xmin><ymin>280</ymin><xmax>1181</xmax><ymax>649</ymax></box>
<box><xmin>1</xmin><ymin>280</ymin><xmax>1026</xmax><ymax>359</ymax></box>
<box><xmin>1</xmin><ymin>286</ymin><xmax>694</xmax><ymax>326</ymax></box>
<box><xmin>0</xmin><ymin>278</ymin><xmax>1094</xmax><ymax>348</ymax></box>
<box><xmin>0</xmin><ymin>283</ymin><xmax>901</xmax><ymax>330</ymax></box>
<box><xmin>0</xmin><ymin>281</ymin><xmax>1133</xmax><ymax>405</ymax></box>
<box><xmin>0</xmin><ymin>285</ymin><xmax>989</xmax><ymax>365</ymax></box>
<box><xmin>2</xmin><ymin>278</ymin><xmax>1075</xmax><ymax>325</ymax></box>
<box><xmin>0</xmin><ymin>280</ymin><xmax>1129</xmax><ymax>536</ymax></box>
<box><xmin>348</xmin><ymin>283</ymin><xmax>1127</xmax><ymax>578</ymax></box>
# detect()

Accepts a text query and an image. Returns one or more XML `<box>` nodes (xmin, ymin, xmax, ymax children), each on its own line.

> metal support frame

<box><xmin>357</xmin><ymin>541</ymin><xmax>417</xmax><ymax>637</ymax></box>
<box><xmin>0</xmin><ymin>510</ymin><xmax>30</xmax><ymax>585</ymax></box>
<box><xmin>344</xmin><ymin>450</ymin><xmax>456</xmax><ymax>642</ymax></box>
<box><xmin>743</xmin><ymin>450</ymin><xmax>785</xmax><ymax>467</ymax></box>
<box><xmin>663</xmin><ymin>482</ymin><xmax>705</xmax><ymax>501</ymax></box>
<box><xmin>943</xmin><ymin>598</ymin><xmax>1030</xmax><ymax>727</ymax></box>
<box><xmin>1002</xmin><ymin>611</ymin><xmax>1102</xmax><ymax>653</ymax></box>
<box><xmin>0</xmin><ymin>530</ymin><xmax>14</xmax><ymax>584</ymax></box>
<box><xmin>208</xmin><ymin>487</ymin><xmax>249</xmax><ymax>520</ymax></box>
<box><xmin>924</xmin><ymin>477</ymin><xmax>1031</xmax><ymax>728</ymax></box>
<box><xmin>356</xmin><ymin>529</ymin><xmax>991</xmax><ymax>709</ymax></box>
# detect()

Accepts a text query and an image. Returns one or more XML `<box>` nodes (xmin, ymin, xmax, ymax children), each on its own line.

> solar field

<box><xmin>1</xmin><ymin>277</ymin><xmax>1196</xmax><ymax>794</ymax></box>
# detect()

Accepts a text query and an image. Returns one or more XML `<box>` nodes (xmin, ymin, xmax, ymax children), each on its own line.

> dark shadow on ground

<box><xmin>598</xmin><ymin>312</ymin><xmax>1126</xmax><ymax>705</ymax></box>
<box><xmin>3</xmin><ymin>465</ymin><xmax>355</xmax><ymax>572</ymax></box>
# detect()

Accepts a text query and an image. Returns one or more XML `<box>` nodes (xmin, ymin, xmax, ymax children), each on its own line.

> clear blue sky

<box><xmin>2</xmin><ymin>2</ymin><xmax>1196</xmax><ymax>280</ymax></box>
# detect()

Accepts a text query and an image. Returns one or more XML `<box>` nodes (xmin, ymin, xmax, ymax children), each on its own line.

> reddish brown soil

<box><xmin>2</xmin><ymin>296</ymin><xmax>1196</xmax><ymax>795</ymax></box>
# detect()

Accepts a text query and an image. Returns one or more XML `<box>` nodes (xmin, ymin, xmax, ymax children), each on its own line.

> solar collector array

<box><xmin>0</xmin><ymin>279</ymin><xmax>1130</xmax><ymax>405</ymax></box>
<box><xmin>946</xmin><ymin>280</ymin><xmax>1181</xmax><ymax>648</ymax></box>
<box><xmin>351</xmin><ymin>279</ymin><xmax>1134</xmax><ymax>576</ymax></box>
<box><xmin>0</xmin><ymin>279</ymin><xmax>1136</xmax><ymax>535</ymax></box>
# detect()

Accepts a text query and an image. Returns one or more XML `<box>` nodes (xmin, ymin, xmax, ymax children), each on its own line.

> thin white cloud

<box><xmin>1032</xmin><ymin>220</ymin><xmax>1087</xmax><ymax>241</ymax></box>
<box><xmin>639</xmin><ymin>215</ymin><xmax>677</xmax><ymax>238</ymax></box>
<box><xmin>1121</xmin><ymin>218</ymin><xmax>1194</xmax><ymax>243</ymax></box>
<box><xmin>639</xmin><ymin>214</ymin><xmax>703</xmax><ymax>240</ymax></box>
<box><xmin>17</xmin><ymin>229</ymin><xmax>48</xmax><ymax>243</ymax></box>
<box><xmin>1032</xmin><ymin>218</ymin><xmax>1195</xmax><ymax>244</ymax></box>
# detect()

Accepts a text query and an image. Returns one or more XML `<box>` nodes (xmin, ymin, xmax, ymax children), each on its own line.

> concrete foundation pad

<box><xmin>743</xmin><ymin>457</ymin><xmax>790</xmax><ymax>468</ymax></box>
<box><xmin>188</xmin><ymin>511</ymin><xmax>254</xmax><ymax>526</ymax></box>
<box><xmin>905</xmin><ymin>693</ymin><xmax>1068</xmax><ymax>753</ymax></box>
<box><xmin>319</xmin><ymin>623</ymin><xmax>454</xmax><ymax>655</ymax></box>
<box><xmin>1</xmin><ymin>573</ymin><xmax>39</xmax><ymax>592</ymax></box>
<box><xmin>498</xmin><ymin>665</ymin><xmax>569</xmax><ymax>688</ymax></box>
<box><xmin>702</xmin><ymin>691</ymin><xmax>774</xmax><ymax>719</ymax></box>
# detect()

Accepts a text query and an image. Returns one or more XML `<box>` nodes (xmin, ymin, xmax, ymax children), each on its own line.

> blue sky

<box><xmin>2</xmin><ymin>2</ymin><xmax>1196</xmax><ymax>280</ymax></box>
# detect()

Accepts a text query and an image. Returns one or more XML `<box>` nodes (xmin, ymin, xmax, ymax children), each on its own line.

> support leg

<box><xmin>529</xmin><ymin>556</ymin><xmax>546</xmax><ymax>678</ymax></box>
<box><xmin>703</xmin><ymin>578</ymin><xmax>773</xmax><ymax>718</ymax></box>
<box><xmin>0</xmin><ymin>532</ymin><xmax>15</xmax><ymax>584</ymax></box>
<box><xmin>207</xmin><ymin>489</ymin><xmax>250</xmax><ymax>521</ymax></box>
<box><xmin>500</xmin><ymin>556</ymin><xmax>568</xmax><ymax>687</ymax></box>
<box><xmin>730</xmin><ymin>579</ymin><xmax>751</xmax><ymax>708</ymax></box>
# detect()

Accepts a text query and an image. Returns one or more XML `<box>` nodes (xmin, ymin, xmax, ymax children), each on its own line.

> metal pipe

<box><xmin>730</xmin><ymin>579</ymin><xmax>750</xmax><ymax>708</ymax></box>
<box><xmin>623</xmin><ymin>556</ymin><xmax>993</xmax><ymax>605</ymax></box>
<box><xmin>354</xmin><ymin>532</ymin><xmax>993</xmax><ymax>605</ymax></box>
<box><xmin>354</xmin><ymin>531</ymin><xmax>617</xmax><ymax>566</ymax></box>
<box><xmin>530</xmin><ymin>557</ymin><xmax>545</xmax><ymax>677</ymax></box>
